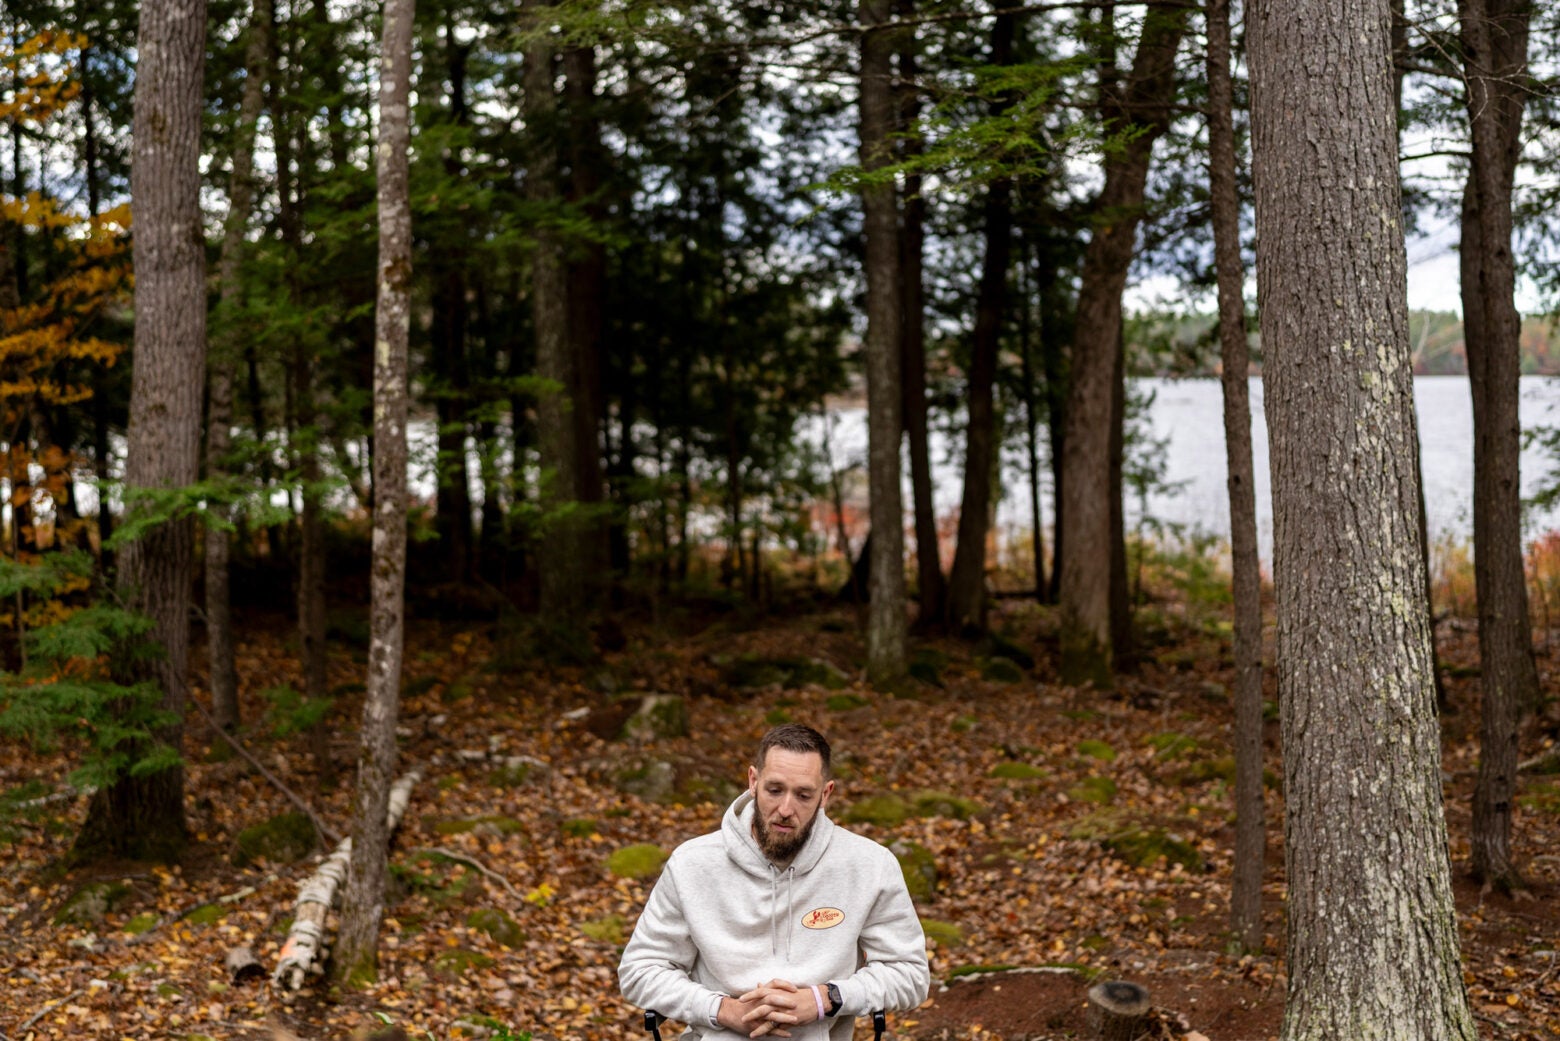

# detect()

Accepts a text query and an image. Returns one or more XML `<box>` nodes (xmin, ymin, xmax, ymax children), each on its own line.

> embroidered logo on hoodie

<box><xmin>802</xmin><ymin>907</ymin><xmax>845</xmax><ymax>930</ymax></box>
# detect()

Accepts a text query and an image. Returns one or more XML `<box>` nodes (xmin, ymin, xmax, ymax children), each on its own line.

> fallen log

<box><xmin>273</xmin><ymin>770</ymin><xmax>421</xmax><ymax>989</ymax></box>
<box><xmin>227</xmin><ymin>946</ymin><xmax>265</xmax><ymax>982</ymax></box>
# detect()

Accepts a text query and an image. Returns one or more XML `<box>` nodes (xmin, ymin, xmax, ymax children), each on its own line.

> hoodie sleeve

<box><xmin>833</xmin><ymin>849</ymin><xmax>930</xmax><ymax>1016</ymax></box>
<box><xmin>618</xmin><ymin>858</ymin><xmax>727</xmax><ymax>1026</ymax></box>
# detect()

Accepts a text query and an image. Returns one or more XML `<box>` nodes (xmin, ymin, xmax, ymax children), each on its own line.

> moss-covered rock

<box><xmin>185</xmin><ymin>904</ymin><xmax>226</xmax><ymax>927</ymax></box>
<box><xmin>1102</xmin><ymin>828</ymin><xmax>1204</xmax><ymax>873</ymax></box>
<box><xmin>123</xmin><ymin>912</ymin><xmax>160</xmax><ymax>935</ymax></box>
<box><xmin>467</xmin><ymin>908</ymin><xmax>526</xmax><ymax>948</ymax></box>
<box><xmin>825</xmin><ymin>693</ymin><xmax>869</xmax><ymax>712</ymax></box>
<box><xmin>919</xmin><ymin>918</ymin><xmax>965</xmax><ymax>948</ymax></box>
<box><xmin>233</xmin><ymin>812</ymin><xmax>317</xmax><ymax>867</ymax></box>
<box><xmin>433</xmin><ymin>816</ymin><xmax>525</xmax><ymax>837</ymax></box>
<box><xmin>980</xmin><ymin>657</ymin><xmax>1026</xmax><ymax>684</ymax></box>
<box><xmin>581</xmin><ymin>914</ymin><xmax>627</xmax><ymax>945</ymax></box>
<box><xmin>989</xmin><ymin>761</ymin><xmax>1047</xmax><ymax>780</ymax></box>
<box><xmin>431</xmin><ymin>948</ymin><xmax>495</xmax><ymax>978</ymax></box>
<box><xmin>622</xmin><ymin>694</ymin><xmax>690</xmax><ymax>742</ymax></box>
<box><xmin>488</xmin><ymin>757</ymin><xmax>547</xmax><ymax>789</ymax></box>
<box><xmin>1075</xmin><ymin>739</ymin><xmax>1116</xmax><ymax>762</ymax></box>
<box><xmin>1069</xmin><ymin>776</ymin><xmax>1118</xmax><ymax>805</ymax></box>
<box><xmin>910</xmin><ymin>790</ymin><xmax>982</xmax><ymax>820</ymax></box>
<box><xmin>562</xmin><ymin>818</ymin><xmax>599</xmax><ymax>838</ymax></box>
<box><xmin>843</xmin><ymin>794</ymin><xmax>910</xmax><ymax>827</ymax></box>
<box><xmin>54</xmin><ymin>881</ymin><xmax>131</xmax><ymax>926</ymax></box>
<box><xmin>607</xmin><ymin>844</ymin><xmax>669</xmax><ymax>880</ymax></box>
<box><xmin>614</xmin><ymin>759</ymin><xmax>677</xmax><ymax>802</ymax></box>
<box><xmin>889</xmin><ymin>839</ymin><xmax>939</xmax><ymax>902</ymax></box>
<box><xmin>1146</xmin><ymin>732</ymin><xmax>1198</xmax><ymax>760</ymax></box>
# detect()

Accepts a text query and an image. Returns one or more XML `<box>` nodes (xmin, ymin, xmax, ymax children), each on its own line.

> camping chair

<box><xmin>643</xmin><ymin>1008</ymin><xmax>887</xmax><ymax>1040</ymax></box>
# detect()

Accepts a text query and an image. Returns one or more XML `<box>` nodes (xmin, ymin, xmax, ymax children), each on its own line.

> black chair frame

<box><xmin>643</xmin><ymin>1008</ymin><xmax>886</xmax><ymax>1040</ymax></box>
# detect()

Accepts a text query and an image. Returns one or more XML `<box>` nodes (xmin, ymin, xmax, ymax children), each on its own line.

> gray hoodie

<box><xmin>618</xmin><ymin>791</ymin><xmax>930</xmax><ymax>1039</ymax></box>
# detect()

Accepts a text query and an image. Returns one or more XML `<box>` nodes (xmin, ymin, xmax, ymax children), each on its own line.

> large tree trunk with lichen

<box><xmin>859</xmin><ymin>0</ymin><xmax>908</xmax><ymax>683</ymax></box>
<box><xmin>1249</xmin><ymin>1</ymin><xmax>1476</xmax><ymax>1036</ymax></box>
<box><xmin>1460</xmin><ymin>0</ymin><xmax>1537</xmax><ymax>894</ymax></box>
<box><xmin>75</xmin><ymin>0</ymin><xmax>208</xmax><ymax>863</ymax></box>
<box><xmin>332</xmin><ymin>0</ymin><xmax>413</xmax><ymax>982</ymax></box>
<box><xmin>1056</xmin><ymin>4</ymin><xmax>1185</xmax><ymax>687</ymax></box>
<box><xmin>1207</xmin><ymin>0</ymin><xmax>1265</xmax><ymax>954</ymax></box>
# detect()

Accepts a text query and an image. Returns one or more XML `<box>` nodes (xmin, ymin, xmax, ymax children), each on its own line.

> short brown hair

<box><xmin>757</xmin><ymin>723</ymin><xmax>831</xmax><ymax>776</ymax></box>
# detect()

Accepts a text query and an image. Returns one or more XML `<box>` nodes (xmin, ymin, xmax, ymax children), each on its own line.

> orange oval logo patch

<box><xmin>802</xmin><ymin>907</ymin><xmax>845</xmax><ymax>930</ymax></box>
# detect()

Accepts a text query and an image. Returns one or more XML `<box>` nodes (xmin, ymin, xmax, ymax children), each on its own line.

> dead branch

<box><xmin>410</xmin><ymin>846</ymin><xmax>522</xmax><ymax>899</ymax></box>
<box><xmin>17</xmin><ymin>989</ymin><xmax>86</xmax><ymax>1034</ymax></box>
<box><xmin>186</xmin><ymin>692</ymin><xmax>342</xmax><ymax>845</ymax></box>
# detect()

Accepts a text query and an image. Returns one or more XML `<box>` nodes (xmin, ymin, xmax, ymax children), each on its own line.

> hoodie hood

<box><xmin>721</xmin><ymin>790</ymin><xmax>836</xmax><ymax>879</ymax></box>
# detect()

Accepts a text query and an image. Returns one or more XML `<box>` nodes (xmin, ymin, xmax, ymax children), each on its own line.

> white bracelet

<box><xmin>811</xmin><ymin>984</ymin><xmax>826</xmax><ymax>1020</ymax></box>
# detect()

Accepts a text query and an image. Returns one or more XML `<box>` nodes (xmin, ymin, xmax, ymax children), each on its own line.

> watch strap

<box><xmin>825</xmin><ymin>982</ymin><xmax>842</xmax><ymax>1017</ymax></box>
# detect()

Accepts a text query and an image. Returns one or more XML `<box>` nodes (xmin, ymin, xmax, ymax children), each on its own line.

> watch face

<box><xmin>826</xmin><ymin>982</ymin><xmax>842</xmax><ymax>1015</ymax></box>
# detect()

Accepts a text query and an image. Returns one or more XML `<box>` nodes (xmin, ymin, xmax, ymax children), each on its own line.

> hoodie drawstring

<box><xmin>767</xmin><ymin>866</ymin><xmax>798</xmax><ymax>958</ymax></box>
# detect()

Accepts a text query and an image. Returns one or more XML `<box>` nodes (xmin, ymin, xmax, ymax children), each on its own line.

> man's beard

<box><xmin>754</xmin><ymin>809</ymin><xmax>817</xmax><ymax>863</ymax></box>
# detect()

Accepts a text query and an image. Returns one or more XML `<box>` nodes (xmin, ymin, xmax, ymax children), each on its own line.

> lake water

<box><xmin>818</xmin><ymin>376</ymin><xmax>1560</xmax><ymax>564</ymax></box>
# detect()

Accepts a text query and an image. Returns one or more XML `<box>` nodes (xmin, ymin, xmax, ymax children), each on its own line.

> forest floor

<box><xmin>1</xmin><ymin>586</ymin><xmax>1559</xmax><ymax>1041</ymax></box>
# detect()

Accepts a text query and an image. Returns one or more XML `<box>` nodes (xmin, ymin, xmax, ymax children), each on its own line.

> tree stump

<box><xmin>1087</xmin><ymin>980</ymin><xmax>1152</xmax><ymax>1041</ymax></box>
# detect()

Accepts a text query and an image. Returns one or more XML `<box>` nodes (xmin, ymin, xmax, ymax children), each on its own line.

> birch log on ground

<box><xmin>273</xmin><ymin>770</ymin><xmax>421</xmax><ymax>989</ymax></box>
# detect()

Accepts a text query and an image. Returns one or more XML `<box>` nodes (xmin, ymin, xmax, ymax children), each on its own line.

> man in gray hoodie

<box><xmin>619</xmin><ymin>724</ymin><xmax>930</xmax><ymax>1039</ymax></box>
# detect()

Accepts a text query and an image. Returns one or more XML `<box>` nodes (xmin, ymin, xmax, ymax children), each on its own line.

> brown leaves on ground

<box><xmin>0</xmin><ymin>602</ymin><xmax>1557</xmax><ymax>1041</ymax></box>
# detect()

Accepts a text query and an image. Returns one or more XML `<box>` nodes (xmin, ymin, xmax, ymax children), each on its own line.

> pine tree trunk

<box><xmin>1460</xmin><ymin>0</ymin><xmax>1537</xmax><ymax>894</ymax></box>
<box><xmin>207</xmin><ymin>0</ymin><xmax>272</xmax><ymax>733</ymax></box>
<box><xmin>859</xmin><ymin>0</ymin><xmax>908</xmax><ymax>684</ymax></box>
<box><xmin>895</xmin><ymin>0</ymin><xmax>943</xmax><ymax>623</ymax></box>
<box><xmin>565</xmin><ymin>42</ymin><xmax>609</xmax><ymax>588</ymax></box>
<box><xmin>1057</xmin><ymin>4</ymin><xmax>1185</xmax><ymax>687</ymax></box>
<box><xmin>1207</xmin><ymin>0</ymin><xmax>1265</xmax><ymax>953</ymax></box>
<box><xmin>333</xmin><ymin>0</ymin><xmax>414</xmax><ymax>982</ymax></box>
<box><xmin>947</xmin><ymin>13</ymin><xmax>1015</xmax><ymax>635</ymax></box>
<box><xmin>525</xmin><ymin>5</ymin><xmax>586</xmax><ymax>624</ymax></box>
<box><xmin>1017</xmin><ymin>237</ymin><xmax>1047</xmax><ymax>600</ymax></box>
<box><xmin>1248</xmin><ymin>1</ymin><xmax>1476</xmax><ymax>1036</ymax></box>
<box><xmin>294</xmin><ymin>350</ymin><xmax>329</xmax><ymax>776</ymax></box>
<box><xmin>77</xmin><ymin>0</ymin><xmax>208</xmax><ymax>863</ymax></box>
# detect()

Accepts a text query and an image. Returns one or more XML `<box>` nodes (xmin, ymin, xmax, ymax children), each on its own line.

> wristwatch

<box><xmin>824</xmin><ymin>982</ymin><xmax>842</xmax><ymax>1017</ymax></box>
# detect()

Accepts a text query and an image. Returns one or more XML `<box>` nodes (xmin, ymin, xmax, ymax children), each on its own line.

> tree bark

<box><xmin>526</xmin><ymin>4</ymin><xmax>588</xmax><ymax>625</ymax></box>
<box><xmin>1459</xmin><ymin>0</ymin><xmax>1537</xmax><ymax>894</ymax></box>
<box><xmin>294</xmin><ymin>351</ymin><xmax>329</xmax><ymax>774</ymax></box>
<box><xmin>76</xmin><ymin>0</ymin><xmax>208</xmax><ymax>862</ymax></box>
<box><xmin>1248</xmin><ymin>1</ymin><xmax>1476</xmax><ymax>1036</ymax></box>
<box><xmin>564</xmin><ymin>41</ymin><xmax>609</xmax><ymax>587</ymax></box>
<box><xmin>947</xmin><ymin>13</ymin><xmax>1015</xmax><ymax>634</ymax></box>
<box><xmin>895</xmin><ymin>0</ymin><xmax>943</xmax><ymax>623</ymax></box>
<box><xmin>206</xmin><ymin>0</ymin><xmax>272</xmax><ymax>733</ymax></box>
<box><xmin>1016</xmin><ymin>237</ymin><xmax>1047</xmax><ymax>600</ymax></box>
<box><xmin>859</xmin><ymin>0</ymin><xmax>908</xmax><ymax>684</ymax></box>
<box><xmin>1206</xmin><ymin>0</ymin><xmax>1265</xmax><ymax>954</ymax></box>
<box><xmin>1056</xmin><ymin>4</ymin><xmax>1185</xmax><ymax>686</ymax></box>
<box><xmin>333</xmin><ymin>0</ymin><xmax>414</xmax><ymax>982</ymax></box>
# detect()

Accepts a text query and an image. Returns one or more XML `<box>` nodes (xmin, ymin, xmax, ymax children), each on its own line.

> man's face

<box><xmin>748</xmin><ymin>748</ymin><xmax>835</xmax><ymax>864</ymax></box>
